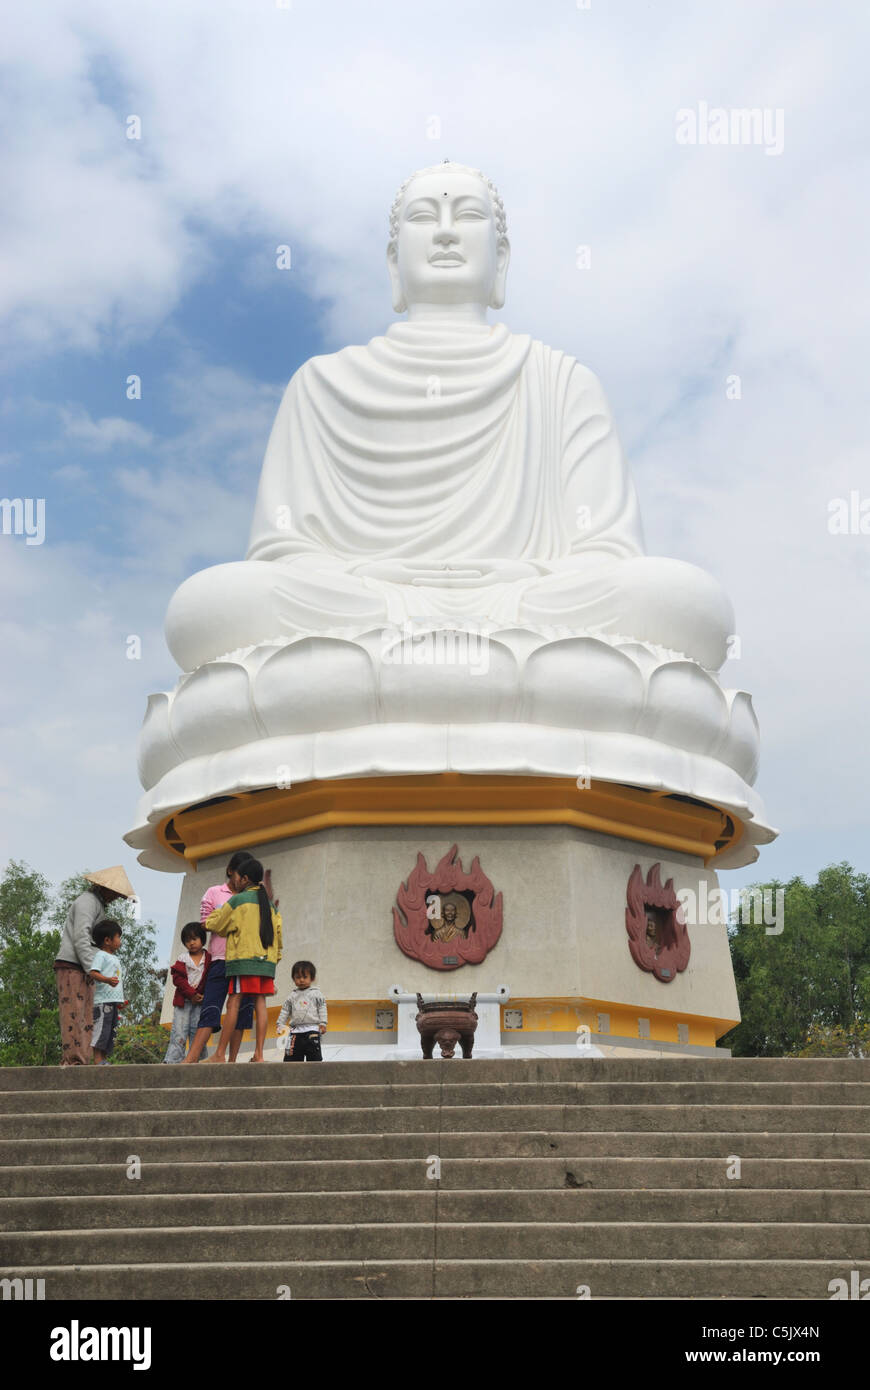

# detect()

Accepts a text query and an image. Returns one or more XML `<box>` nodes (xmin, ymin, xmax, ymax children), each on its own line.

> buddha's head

<box><xmin>388</xmin><ymin>161</ymin><xmax>510</xmax><ymax>316</ymax></box>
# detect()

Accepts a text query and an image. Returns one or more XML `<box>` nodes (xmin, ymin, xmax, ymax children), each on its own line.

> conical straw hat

<box><xmin>85</xmin><ymin>866</ymin><xmax>136</xmax><ymax>899</ymax></box>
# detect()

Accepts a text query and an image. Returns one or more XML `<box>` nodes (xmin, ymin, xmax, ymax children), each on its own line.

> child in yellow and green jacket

<box><xmin>204</xmin><ymin>854</ymin><xmax>282</xmax><ymax>1063</ymax></box>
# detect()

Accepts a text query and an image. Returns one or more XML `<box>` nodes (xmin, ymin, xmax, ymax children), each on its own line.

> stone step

<box><xmin>1</xmin><ymin>1057</ymin><xmax>866</xmax><ymax>1089</ymax></box>
<box><xmin>4</xmin><ymin>1128</ymin><xmax>867</xmax><ymax>1166</ymax></box>
<box><xmin>3</xmin><ymin>1059</ymin><xmax>867</xmax><ymax>1301</ymax></box>
<box><xmin>4</xmin><ymin>1103</ymin><xmax>868</xmax><ymax>1141</ymax></box>
<box><xmin>4</xmin><ymin>1186</ymin><xmax>867</xmax><ymax>1232</ymax></box>
<box><xmin>4</xmin><ymin>1079</ymin><xmax>867</xmax><ymax>1114</ymax></box>
<box><xmin>4</xmin><ymin>1155</ymin><xmax>869</xmax><ymax>1198</ymax></box>
<box><xmin>5</xmin><ymin>1220</ymin><xmax>870</xmax><ymax>1266</ymax></box>
<box><xmin>4</xmin><ymin>1258</ymin><xmax>868</xmax><ymax>1300</ymax></box>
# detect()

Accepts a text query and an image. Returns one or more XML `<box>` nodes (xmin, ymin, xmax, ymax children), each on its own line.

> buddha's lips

<box><xmin>429</xmin><ymin>253</ymin><xmax>465</xmax><ymax>264</ymax></box>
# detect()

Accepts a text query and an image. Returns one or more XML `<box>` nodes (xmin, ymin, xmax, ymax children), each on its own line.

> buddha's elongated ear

<box><xmin>387</xmin><ymin>244</ymin><xmax>407</xmax><ymax>313</ymax></box>
<box><xmin>489</xmin><ymin>236</ymin><xmax>510</xmax><ymax>310</ymax></box>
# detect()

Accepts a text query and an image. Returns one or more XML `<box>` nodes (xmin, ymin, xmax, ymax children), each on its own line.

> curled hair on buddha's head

<box><xmin>388</xmin><ymin>161</ymin><xmax>507</xmax><ymax>256</ymax></box>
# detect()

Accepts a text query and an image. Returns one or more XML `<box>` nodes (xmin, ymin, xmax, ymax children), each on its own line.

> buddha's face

<box><xmin>388</xmin><ymin>168</ymin><xmax>509</xmax><ymax>314</ymax></box>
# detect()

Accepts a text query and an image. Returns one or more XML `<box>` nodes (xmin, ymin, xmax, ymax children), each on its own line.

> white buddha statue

<box><xmin>166</xmin><ymin>162</ymin><xmax>733</xmax><ymax>672</ymax></box>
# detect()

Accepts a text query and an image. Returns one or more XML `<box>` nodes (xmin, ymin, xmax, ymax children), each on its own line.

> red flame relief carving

<box><xmin>625</xmin><ymin>862</ymin><xmax>690</xmax><ymax>984</ymax></box>
<box><xmin>392</xmin><ymin>844</ymin><xmax>503</xmax><ymax>971</ymax></box>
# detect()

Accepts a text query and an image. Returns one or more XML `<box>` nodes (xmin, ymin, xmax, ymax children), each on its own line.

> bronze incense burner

<box><xmin>415</xmin><ymin>992</ymin><xmax>479</xmax><ymax>1059</ymax></box>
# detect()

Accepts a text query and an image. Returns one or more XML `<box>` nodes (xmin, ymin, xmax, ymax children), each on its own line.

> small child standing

<box><xmin>277</xmin><ymin>961</ymin><xmax>327</xmax><ymax>1062</ymax></box>
<box><xmin>89</xmin><ymin>920</ymin><xmax>127</xmax><ymax>1065</ymax></box>
<box><xmin>164</xmin><ymin>923</ymin><xmax>211</xmax><ymax>1063</ymax></box>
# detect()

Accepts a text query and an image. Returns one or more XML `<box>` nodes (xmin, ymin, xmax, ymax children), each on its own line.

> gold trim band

<box><xmin>157</xmin><ymin>773</ymin><xmax>741</xmax><ymax>868</ymax></box>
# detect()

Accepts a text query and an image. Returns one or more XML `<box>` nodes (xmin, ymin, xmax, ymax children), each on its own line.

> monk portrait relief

<box><xmin>425</xmin><ymin>893</ymin><xmax>473</xmax><ymax>944</ymax></box>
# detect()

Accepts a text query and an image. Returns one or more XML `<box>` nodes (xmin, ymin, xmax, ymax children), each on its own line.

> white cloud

<box><xmin>0</xmin><ymin>356</ymin><xmax>282</xmax><ymax>954</ymax></box>
<box><xmin>61</xmin><ymin>410</ymin><xmax>153</xmax><ymax>450</ymax></box>
<box><xmin>52</xmin><ymin>463</ymin><xmax>90</xmax><ymax>483</ymax></box>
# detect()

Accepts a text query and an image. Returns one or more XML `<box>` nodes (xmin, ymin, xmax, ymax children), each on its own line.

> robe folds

<box><xmin>246</xmin><ymin>320</ymin><xmax>646</xmax><ymax>627</ymax></box>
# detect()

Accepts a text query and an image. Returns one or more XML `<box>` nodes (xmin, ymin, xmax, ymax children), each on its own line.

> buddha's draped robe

<box><xmin>246</xmin><ymin>321</ymin><xmax>646</xmax><ymax>628</ymax></box>
<box><xmin>166</xmin><ymin>322</ymin><xmax>732</xmax><ymax>670</ymax></box>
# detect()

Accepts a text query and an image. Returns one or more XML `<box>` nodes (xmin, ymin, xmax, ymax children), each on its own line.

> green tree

<box><xmin>722</xmin><ymin>862</ymin><xmax>870</xmax><ymax>1056</ymax></box>
<box><xmin>0</xmin><ymin>861</ymin><xmax>61</xmax><ymax>1066</ymax></box>
<box><xmin>0</xmin><ymin>859</ymin><xmax>52</xmax><ymax>944</ymax></box>
<box><xmin>791</xmin><ymin>1020</ymin><xmax>870</xmax><ymax>1058</ymax></box>
<box><xmin>111</xmin><ymin>1016</ymin><xmax>170</xmax><ymax>1064</ymax></box>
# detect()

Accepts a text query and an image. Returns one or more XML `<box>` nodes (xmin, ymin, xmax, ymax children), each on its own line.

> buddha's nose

<box><xmin>434</xmin><ymin>221</ymin><xmax>459</xmax><ymax>243</ymax></box>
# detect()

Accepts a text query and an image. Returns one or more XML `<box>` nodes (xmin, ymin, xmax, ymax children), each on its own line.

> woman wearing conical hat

<box><xmin>54</xmin><ymin>866</ymin><xmax>136</xmax><ymax>1067</ymax></box>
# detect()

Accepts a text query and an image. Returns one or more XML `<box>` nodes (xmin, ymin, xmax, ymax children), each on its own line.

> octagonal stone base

<box><xmin>161</xmin><ymin>821</ymin><xmax>741</xmax><ymax>1051</ymax></box>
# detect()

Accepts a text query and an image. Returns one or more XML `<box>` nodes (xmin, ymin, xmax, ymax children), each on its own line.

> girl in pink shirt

<box><xmin>180</xmin><ymin>851</ymin><xmax>259</xmax><ymax>1064</ymax></box>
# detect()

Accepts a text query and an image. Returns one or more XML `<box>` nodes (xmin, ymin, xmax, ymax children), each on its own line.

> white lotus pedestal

<box><xmin>126</xmin><ymin>624</ymin><xmax>772</xmax><ymax>1059</ymax></box>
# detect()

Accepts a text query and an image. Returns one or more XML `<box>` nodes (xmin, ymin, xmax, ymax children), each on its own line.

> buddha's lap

<box><xmin>165</xmin><ymin>555</ymin><xmax>731</xmax><ymax>670</ymax></box>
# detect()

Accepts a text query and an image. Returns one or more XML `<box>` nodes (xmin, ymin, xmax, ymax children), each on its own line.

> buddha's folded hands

<box><xmin>349</xmin><ymin>557</ymin><xmax>543</xmax><ymax>586</ymax></box>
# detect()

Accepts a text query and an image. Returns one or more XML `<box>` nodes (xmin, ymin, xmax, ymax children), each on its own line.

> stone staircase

<box><xmin>1</xmin><ymin>1057</ymin><xmax>868</xmax><ymax>1300</ymax></box>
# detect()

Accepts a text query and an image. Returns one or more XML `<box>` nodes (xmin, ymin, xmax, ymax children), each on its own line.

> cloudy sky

<box><xmin>2</xmin><ymin>0</ymin><xmax>868</xmax><ymax>961</ymax></box>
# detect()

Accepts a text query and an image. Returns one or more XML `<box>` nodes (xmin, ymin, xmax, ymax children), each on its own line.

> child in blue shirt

<box><xmin>89</xmin><ymin>920</ymin><xmax>127</xmax><ymax>1064</ymax></box>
